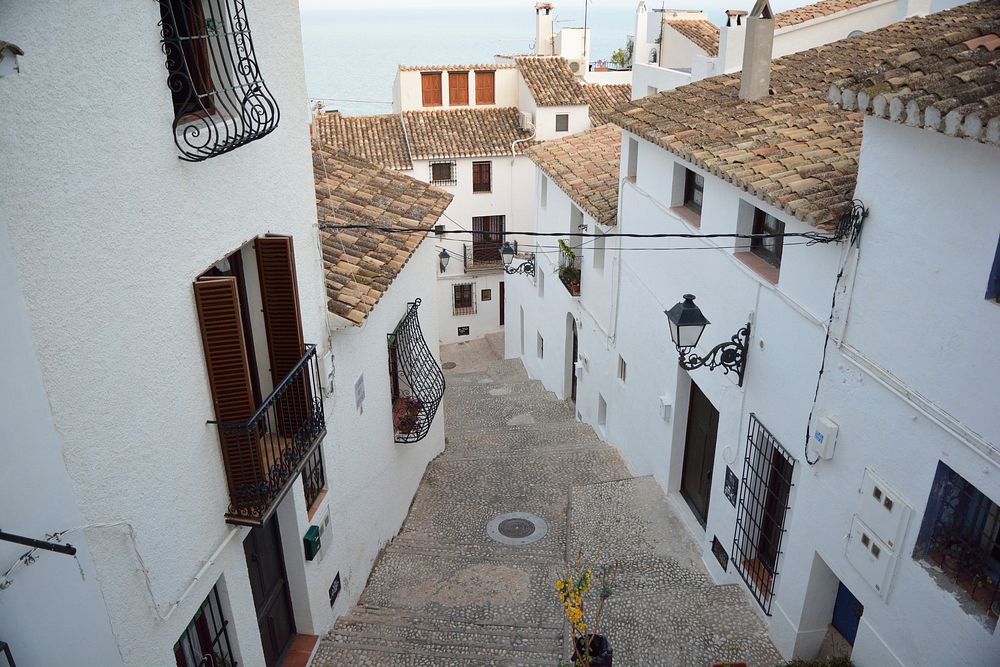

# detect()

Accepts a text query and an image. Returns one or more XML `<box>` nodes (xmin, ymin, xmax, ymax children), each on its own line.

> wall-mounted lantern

<box><xmin>500</xmin><ymin>241</ymin><xmax>535</xmax><ymax>277</ymax></box>
<box><xmin>664</xmin><ymin>294</ymin><xmax>751</xmax><ymax>386</ymax></box>
<box><xmin>438</xmin><ymin>248</ymin><xmax>450</xmax><ymax>273</ymax></box>
<box><xmin>0</xmin><ymin>42</ymin><xmax>24</xmax><ymax>78</ymax></box>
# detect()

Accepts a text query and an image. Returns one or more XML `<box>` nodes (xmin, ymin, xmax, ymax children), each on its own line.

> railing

<box><xmin>557</xmin><ymin>244</ymin><xmax>581</xmax><ymax>296</ymax></box>
<box><xmin>387</xmin><ymin>300</ymin><xmax>445</xmax><ymax>444</ymax></box>
<box><xmin>215</xmin><ymin>345</ymin><xmax>325</xmax><ymax>525</ymax></box>
<box><xmin>463</xmin><ymin>240</ymin><xmax>514</xmax><ymax>272</ymax></box>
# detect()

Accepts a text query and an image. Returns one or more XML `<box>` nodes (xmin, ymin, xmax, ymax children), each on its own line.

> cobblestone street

<box><xmin>315</xmin><ymin>336</ymin><xmax>781</xmax><ymax>666</ymax></box>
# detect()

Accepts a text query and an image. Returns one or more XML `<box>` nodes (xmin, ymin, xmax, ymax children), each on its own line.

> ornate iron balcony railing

<box><xmin>214</xmin><ymin>344</ymin><xmax>325</xmax><ymax>525</ymax></box>
<box><xmin>387</xmin><ymin>300</ymin><xmax>445</xmax><ymax>444</ymax></box>
<box><xmin>463</xmin><ymin>240</ymin><xmax>513</xmax><ymax>272</ymax></box>
<box><xmin>156</xmin><ymin>0</ymin><xmax>280</xmax><ymax>161</ymax></box>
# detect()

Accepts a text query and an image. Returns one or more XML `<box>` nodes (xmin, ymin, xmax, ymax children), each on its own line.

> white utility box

<box><xmin>857</xmin><ymin>469</ymin><xmax>911</xmax><ymax>551</ymax></box>
<box><xmin>809</xmin><ymin>416</ymin><xmax>839</xmax><ymax>460</ymax></box>
<box><xmin>846</xmin><ymin>515</ymin><xmax>897</xmax><ymax>597</ymax></box>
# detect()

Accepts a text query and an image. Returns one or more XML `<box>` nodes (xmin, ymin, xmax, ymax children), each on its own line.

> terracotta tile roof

<box><xmin>314</xmin><ymin>146</ymin><xmax>453</xmax><ymax>325</ymax></box>
<box><xmin>583</xmin><ymin>83</ymin><xmax>633</xmax><ymax>125</ymax></box>
<box><xmin>775</xmin><ymin>0</ymin><xmax>880</xmax><ymax>29</ymax></box>
<box><xmin>399</xmin><ymin>63</ymin><xmax>516</xmax><ymax>72</ymax></box>
<box><xmin>609</xmin><ymin>1</ymin><xmax>1000</xmax><ymax>230</ymax></box>
<box><xmin>404</xmin><ymin>107</ymin><xmax>536</xmax><ymax>160</ymax></box>
<box><xmin>495</xmin><ymin>53</ymin><xmax>535</xmax><ymax>60</ymax></box>
<box><xmin>312</xmin><ymin>111</ymin><xmax>412</xmax><ymax>170</ymax></box>
<box><xmin>830</xmin><ymin>22</ymin><xmax>1000</xmax><ymax>146</ymax></box>
<box><xmin>515</xmin><ymin>56</ymin><xmax>588</xmax><ymax>106</ymax></box>
<box><xmin>664</xmin><ymin>20</ymin><xmax>720</xmax><ymax>56</ymax></box>
<box><xmin>526</xmin><ymin>124</ymin><xmax>621</xmax><ymax>227</ymax></box>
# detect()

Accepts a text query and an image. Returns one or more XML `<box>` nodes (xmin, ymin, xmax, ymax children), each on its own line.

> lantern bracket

<box><xmin>677</xmin><ymin>323</ymin><xmax>751</xmax><ymax>386</ymax></box>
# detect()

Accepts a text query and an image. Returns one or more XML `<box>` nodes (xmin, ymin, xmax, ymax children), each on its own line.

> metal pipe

<box><xmin>0</xmin><ymin>529</ymin><xmax>76</xmax><ymax>556</ymax></box>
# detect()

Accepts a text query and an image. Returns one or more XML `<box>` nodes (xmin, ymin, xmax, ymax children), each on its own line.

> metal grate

<box><xmin>429</xmin><ymin>161</ymin><xmax>457</xmax><ymax>186</ymax></box>
<box><xmin>732</xmin><ymin>413</ymin><xmax>795</xmax><ymax>614</ymax></box>
<box><xmin>453</xmin><ymin>283</ymin><xmax>476</xmax><ymax>315</ymax></box>
<box><xmin>387</xmin><ymin>300</ymin><xmax>446</xmax><ymax>444</ymax></box>
<box><xmin>156</xmin><ymin>0</ymin><xmax>280</xmax><ymax>161</ymax></box>
<box><xmin>301</xmin><ymin>446</ymin><xmax>326</xmax><ymax>511</ymax></box>
<box><xmin>173</xmin><ymin>583</ymin><xmax>238</xmax><ymax>667</ymax></box>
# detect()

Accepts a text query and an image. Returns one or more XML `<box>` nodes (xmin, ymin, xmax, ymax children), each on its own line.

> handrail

<box><xmin>211</xmin><ymin>344</ymin><xmax>317</xmax><ymax>430</ymax></box>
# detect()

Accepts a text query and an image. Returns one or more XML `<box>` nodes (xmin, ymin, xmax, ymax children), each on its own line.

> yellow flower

<box><xmin>577</xmin><ymin>622</ymin><xmax>586</xmax><ymax>633</ymax></box>
<box><xmin>555</xmin><ymin>580</ymin><xmax>565</xmax><ymax>590</ymax></box>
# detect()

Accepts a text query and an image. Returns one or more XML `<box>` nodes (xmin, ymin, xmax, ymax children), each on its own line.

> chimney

<box><xmin>633</xmin><ymin>1</ymin><xmax>648</xmax><ymax>67</ymax></box>
<box><xmin>535</xmin><ymin>3</ymin><xmax>554</xmax><ymax>56</ymax></box>
<box><xmin>739</xmin><ymin>0</ymin><xmax>775</xmax><ymax>101</ymax></box>
<box><xmin>718</xmin><ymin>10</ymin><xmax>748</xmax><ymax>73</ymax></box>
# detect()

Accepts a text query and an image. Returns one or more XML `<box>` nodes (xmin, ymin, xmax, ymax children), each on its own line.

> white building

<box><xmin>313</xmin><ymin>8</ymin><xmax>630</xmax><ymax>346</ymax></box>
<box><xmin>0</xmin><ymin>2</ymin><xmax>447</xmax><ymax>665</ymax></box>
<box><xmin>508</xmin><ymin>2</ymin><xmax>1000</xmax><ymax>665</ymax></box>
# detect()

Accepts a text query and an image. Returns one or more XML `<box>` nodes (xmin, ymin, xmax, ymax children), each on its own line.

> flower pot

<box><xmin>574</xmin><ymin>634</ymin><xmax>613</xmax><ymax>666</ymax></box>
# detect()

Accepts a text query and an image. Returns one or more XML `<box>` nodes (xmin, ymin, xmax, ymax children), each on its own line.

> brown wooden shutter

<box><xmin>448</xmin><ymin>71</ymin><xmax>468</xmax><ymax>105</ymax></box>
<box><xmin>193</xmin><ymin>276</ymin><xmax>263</xmax><ymax>507</ymax></box>
<box><xmin>475</xmin><ymin>71</ymin><xmax>495</xmax><ymax>104</ymax></box>
<box><xmin>421</xmin><ymin>72</ymin><xmax>442</xmax><ymax>106</ymax></box>
<box><xmin>255</xmin><ymin>235</ymin><xmax>310</xmax><ymax>433</ymax></box>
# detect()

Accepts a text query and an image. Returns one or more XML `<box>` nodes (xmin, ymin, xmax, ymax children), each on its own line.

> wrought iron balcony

<box><xmin>213</xmin><ymin>345</ymin><xmax>325</xmax><ymax>525</ymax></box>
<box><xmin>463</xmin><ymin>240</ymin><xmax>514</xmax><ymax>272</ymax></box>
<box><xmin>388</xmin><ymin>300</ymin><xmax>445</xmax><ymax>444</ymax></box>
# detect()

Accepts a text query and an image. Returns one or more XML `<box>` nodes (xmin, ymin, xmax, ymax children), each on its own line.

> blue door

<box><xmin>832</xmin><ymin>582</ymin><xmax>863</xmax><ymax>646</ymax></box>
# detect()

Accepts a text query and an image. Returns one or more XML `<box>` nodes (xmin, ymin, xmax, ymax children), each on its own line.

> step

<box><xmin>385</xmin><ymin>536</ymin><xmax>565</xmax><ymax>564</ymax></box>
<box><xmin>345</xmin><ymin>604</ymin><xmax>562</xmax><ymax>636</ymax></box>
<box><xmin>331</xmin><ymin>615</ymin><xmax>560</xmax><ymax>654</ymax></box>
<box><xmin>314</xmin><ymin>640</ymin><xmax>560</xmax><ymax>667</ymax></box>
<box><xmin>322</xmin><ymin>634</ymin><xmax>561</xmax><ymax>664</ymax></box>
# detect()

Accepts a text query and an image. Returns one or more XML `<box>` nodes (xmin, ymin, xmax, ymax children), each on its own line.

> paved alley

<box><xmin>314</xmin><ymin>336</ymin><xmax>781</xmax><ymax>666</ymax></box>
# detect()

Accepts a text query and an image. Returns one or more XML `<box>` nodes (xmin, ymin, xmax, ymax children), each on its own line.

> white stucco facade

<box><xmin>0</xmin><ymin>2</ymin><xmax>443</xmax><ymax>665</ymax></box>
<box><xmin>393</xmin><ymin>67</ymin><xmax>520</xmax><ymax>113</ymax></box>
<box><xmin>507</xmin><ymin>114</ymin><xmax>1000</xmax><ymax>665</ymax></box>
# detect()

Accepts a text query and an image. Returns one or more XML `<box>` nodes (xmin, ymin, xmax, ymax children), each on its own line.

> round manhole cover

<box><xmin>442</xmin><ymin>362</ymin><xmax>457</xmax><ymax>369</ymax></box>
<box><xmin>487</xmin><ymin>512</ymin><xmax>548</xmax><ymax>546</ymax></box>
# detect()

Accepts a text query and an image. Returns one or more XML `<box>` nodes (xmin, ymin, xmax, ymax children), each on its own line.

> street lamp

<box><xmin>500</xmin><ymin>241</ymin><xmax>535</xmax><ymax>277</ymax></box>
<box><xmin>664</xmin><ymin>294</ymin><xmax>751</xmax><ymax>386</ymax></box>
<box><xmin>438</xmin><ymin>248</ymin><xmax>450</xmax><ymax>273</ymax></box>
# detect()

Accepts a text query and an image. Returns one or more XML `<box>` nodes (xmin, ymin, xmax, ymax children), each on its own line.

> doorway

<box><xmin>831</xmin><ymin>582</ymin><xmax>864</xmax><ymax>646</ymax></box>
<box><xmin>244</xmin><ymin>514</ymin><xmax>296</xmax><ymax>667</ymax></box>
<box><xmin>499</xmin><ymin>281</ymin><xmax>505</xmax><ymax>326</ymax></box>
<box><xmin>680</xmin><ymin>381</ymin><xmax>719</xmax><ymax>527</ymax></box>
<box><xmin>569</xmin><ymin>319</ymin><xmax>578</xmax><ymax>402</ymax></box>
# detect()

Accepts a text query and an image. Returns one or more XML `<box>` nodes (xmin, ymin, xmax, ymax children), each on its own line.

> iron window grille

<box><xmin>750</xmin><ymin>209</ymin><xmax>785</xmax><ymax>268</ymax></box>
<box><xmin>555</xmin><ymin>113</ymin><xmax>569</xmax><ymax>132</ymax></box>
<box><xmin>684</xmin><ymin>169</ymin><xmax>704</xmax><ymax>215</ymax></box>
<box><xmin>429</xmin><ymin>161</ymin><xmax>457</xmax><ymax>186</ymax></box>
<box><xmin>453</xmin><ymin>283</ymin><xmax>476</xmax><ymax>315</ymax></box>
<box><xmin>732</xmin><ymin>413</ymin><xmax>795</xmax><ymax>615</ymax></box>
<box><xmin>914</xmin><ymin>462</ymin><xmax>1000</xmax><ymax>626</ymax></box>
<box><xmin>387</xmin><ymin>300</ymin><xmax>445</xmax><ymax>444</ymax></box>
<box><xmin>173</xmin><ymin>583</ymin><xmax>237</xmax><ymax>667</ymax></box>
<box><xmin>301</xmin><ymin>446</ymin><xmax>326</xmax><ymax>512</ymax></box>
<box><xmin>156</xmin><ymin>0</ymin><xmax>280</xmax><ymax>161</ymax></box>
<box><xmin>0</xmin><ymin>641</ymin><xmax>14</xmax><ymax>667</ymax></box>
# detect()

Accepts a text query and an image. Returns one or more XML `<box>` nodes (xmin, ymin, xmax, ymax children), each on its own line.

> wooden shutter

<box><xmin>421</xmin><ymin>72</ymin><xmax>442</xmax><ymax>106</ymax></box>
<box><xmin>194</xmin><ymin>277</ymin><xmax>263</xmax><ymax>507</ymax></box>
<box><xmin>256</xmin><ymin>235</ymin><xmax>311</xmax><ymax>438</ymax></box>
<box><xmin>475</xmin><ymin>71</ymin><xmax>495</xmax><ymax>104</ymax></box>
<box><xmin>448</xmin><ymin>71</ymin><xmax>468</xmax><ymax>105</ymax></box>
<box><xmin>473</xmin><ymin>161</ymin><xmax>491</xmax><ymax>192</ymax></box>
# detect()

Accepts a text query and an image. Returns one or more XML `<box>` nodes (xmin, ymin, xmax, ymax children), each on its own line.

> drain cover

<box><xmin>442</xmin><ymin>362</ymin><xmax>457</xmax><ymax>369</ymax></box>
<box><xmin>487</xmin><ymin>512</ymin><xmax>548</xmax><ymax>546</ymax></box>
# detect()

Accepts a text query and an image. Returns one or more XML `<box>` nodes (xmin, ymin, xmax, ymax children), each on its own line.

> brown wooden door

<box><xmin>472</xmin><ymin>215</ymin><xmax>504</xmax><ymax>264</ymax></box>
<box><xmin>448</xmin><ymin>71</ymin><xmax>468</xmax><ymax>105</ymax></box>
<box><xmin>499</xmin><ymin>281</ymin><xmax>505</xmax><ymax>326</ymax></box>
<box><xmin>244</xmin><ymin>514</ymin><xmax>296</xmax><ymax>667</ymax></box>
<box><xmin>570</xmin><ymin>320</ymin><xmax>578</xmax><ymax>403</ymax></box>
<box><xmin>681</xmin><ymin>381</ymin><xmax>719</xmax><ymax>527</ymax></box>
<box><xmin>421</xmin><ymin>72</ymin><xmax>442</xmax><ymax>106</ymax></box>
<box><xmin>475</xmin><ymin>70</ymin><xmax>495</xmax><ymax>104</ymax></box>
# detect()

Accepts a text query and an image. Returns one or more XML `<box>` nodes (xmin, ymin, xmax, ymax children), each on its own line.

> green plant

<box><xmin>610</xmin><ymin>38</ymin><xmax>634</xmax><ymax>68</ymax></box>
<box><xmin>555</xmin><ymin>558</ymin><xmax>618</xmax><ymax>666</ymax></box>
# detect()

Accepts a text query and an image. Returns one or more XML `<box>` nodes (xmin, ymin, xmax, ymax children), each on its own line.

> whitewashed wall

<box><xmin>0</xmin><ymin>2</ymin><xmax>328</xmax><ymax>665</ymax></box>
<box><xmin>660</xmin><ymin>24</ymin><xmax>712</xmax><ymax>70</ymax></box>
<box><xmin>771</xmin><ymin>0</ymin><xmax>900</xmax><ymax>59</ymax></box>
<box><xmin>394</xmin><ymin>67</ymin><xmax>520</xmax><ymax>112</ymax></box>
<box><xmin>630</xmin><ymin>63</ymin><xmax>692</xmax><ymax>98</ymax></box>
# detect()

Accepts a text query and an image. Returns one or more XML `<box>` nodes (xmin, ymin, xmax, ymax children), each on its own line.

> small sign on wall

<box><xmin>458</xmin><ymin>326</ymin><xmax>470</xmax><ymax>336</ymax></box>
<box><xmin>481</xmin><ymin>289</ymin><xmax>492</xmax><ymax>301</ymax></box>
<box><xmin>725</xmin><ymin>466</ymin><xmax>738</xmax><ymax>507</ymax></box>
<box><xmin>712</xmin><ymin>536</ymin><xmax>730</xmax><ymax>571</ymax></box>
<box><xmin>354</xmin><ymin>374</ymin><xmax>365</xmax><ymax>413</ymax></box>
<box><xmin>329</xmin><ymin>572</ymin><xmax>342</xmax><ymax>607</ymax></box>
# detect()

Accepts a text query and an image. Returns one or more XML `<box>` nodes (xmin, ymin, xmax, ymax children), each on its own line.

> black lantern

<box><xmin>500</xmin><ymin>241</ymin><xmax>535</xmax><ymax>277</ymax></box>
<box><xmin>664</xmin><ymin>294</ymin><xmax>751</xmax><ymax>386</ymax></box>
<box><xmin>438</xmin><ymin>248</ymin><xmax>450</xmax><ymax>273</ymax></box>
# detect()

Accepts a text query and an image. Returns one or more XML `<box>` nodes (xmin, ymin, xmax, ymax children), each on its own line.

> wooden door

<box><xmin>448</xmin><ymin>71</ymin><xmax>468</xmax><ymax>105</ymax></box>
<box><xmin>680</xmin><ymin>382</ymin><xmax>719</xmax><ymax>527</ymax></box>
<box><xmin>499</xmin><ymin>281</ymin><xmax>505</xmax><ymax>326</ymax></box>
<box><xmin>472</xmin><ymin>216</ymin><xmax>504</xmax><ymax>264</ymax></box>
<box><xmin>244</xmin><ymin>514</ymin><xmax>296</xmax><ymax>667</ymax></box>
<box><xmin>570</xmin><ymin>321</ymin><xmax>578</xmax><ymax>403</ymax></box>
<box><xmin>421</xmin><ymin>72</ymin><xmax>442</xmax><ymax>106</ymax></box>
<box><xmin>475</xmin><ymin>70</ymin><xmax>495</xmax><ymax>104</ymax></box>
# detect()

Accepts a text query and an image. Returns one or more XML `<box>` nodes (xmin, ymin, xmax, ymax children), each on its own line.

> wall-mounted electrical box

<box><xmin>303</xmin><ymin>525</ymin><xmax>321</xmax><ymax>561</ymax></box>
<box><xmin>846</xmin><ymin>516</ymin><xmax>896</xmax><ymax>597</ymax></box>
<box><xmin>574</xmin><ymin>361</ymin><xmax>584</xmax><ymax>377</ymax></box>
<box><xmin>857</xmin><ymin>469</ymin><xmax>911</xmax><ymax>551</ymax></box>
<box><xmin>809</xmin><ymin>416</ymin><xmax>839</xmax><ymax>460</ymax></box>
<box><xmin>658</xmin><ymin>395</ymin><xmax>673</xmax><ymax>422</ymax></box>
<box><xmin>319</xmin><ymin>351</ymin><xmax>335</xmax><ymax>395</ymax></box>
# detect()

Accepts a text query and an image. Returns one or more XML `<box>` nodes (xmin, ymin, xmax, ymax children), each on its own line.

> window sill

<box><xmin>430</xmin><ymin>181</ymin><xmax>457</xmax><ymax>187</ymax></box>
<box><xmin>473</xmin><ymin>189</ymin><xmax>492</xmax><ymax>194</ymax></box>
<box><xmin>670</xmin><ymin>205</ymin><xmax>701</xmax><ymax>229</ymax></box>
<box><xmin>624</xmin><ymin>176</ymin><xmax>636</xmax><ymax>184</ymax></box>
<box><xmin>734</xmin><ymin>251</ymin><xmax>779</xmax><ymax>285</ymax></box>
<box><xmin>306</xmin><ymin>488</ymin><xmax>328</xmax><ymax>521</ymax></box>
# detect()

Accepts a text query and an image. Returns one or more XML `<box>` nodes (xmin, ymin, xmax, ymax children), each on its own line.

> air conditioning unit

<box><xmin>567</xmin><ymin>59</ymin><xmax>586</xmax><ymax>76</ymax></box>
<box><xmin>517</xmin><ymin>111</ymin><xmax>534</xmax><ymax>131</ymax></box>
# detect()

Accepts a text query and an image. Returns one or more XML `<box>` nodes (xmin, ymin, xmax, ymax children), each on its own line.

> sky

<box><xmin>299</xmin><ymin>0</ymin><xmax>818</xmax><ymax>13</ymax></box>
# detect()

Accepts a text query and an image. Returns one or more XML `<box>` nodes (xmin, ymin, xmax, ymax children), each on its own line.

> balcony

<box><xmin>463</xmin><ymin>240</ymin><xmax>515</xmax><ymax>272</ymax></box>
<box><xmin>214</xmin><ymin>345</ymin><xmax>326</xmax><ymax>525</ymax></box>
<box><xmin>557</xmin><ymin>242</ymin><xmax>581</xmax><ymax>297</ymax></box>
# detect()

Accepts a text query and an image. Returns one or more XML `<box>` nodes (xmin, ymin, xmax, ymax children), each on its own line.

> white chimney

<box><xmin>633</xmin><ymin>1</ymin><xmax>648</xmax><ymax>66</ymax></box>
<box><xmin>718</xmin><ymin>9</ymin><xmax>748</xmax><ymax>74</ymax></box>
<box><xmin>739</xmin><ymin>0</ymin><xmax>775</xmax><ymax>101</ymax></box>
<box><xmin>535</xmin><ymin>2</ymin><xmax>554</xmax><ymax>56</ymax></box>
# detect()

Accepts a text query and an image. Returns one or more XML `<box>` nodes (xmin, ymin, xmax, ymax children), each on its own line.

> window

<box><xmin>174</xmin><ymin>582</ymin><xmax>237</xmax><ymax>667</ymax></box>
<box><xmin>617</xmin><ymin>355</ymin><xmax>627</xmax><ymax>383</ymax></box>
<box><xmin>475</xmin><ymin>70</ymin><xmax>495</xmax><ymax>104</ymax></box>
<box><xmin>914</xmin><ymin>462</ymin><xmax>1000</xmax><ymax>627</ymax></box>
<box><xmin>626</xmin><ymin>138</ymin><xmax>638</xmax><ymax>181</ymax></box>
<box><xmin>751</xmin><ymin>209</ymin><xmax>785</xmax><ymax>268</ymax></box>
<box><xmin>157</xmin><ymin>0</ymin><xmax>278</xmax><ymax>161</ymax></box>
<box><xmin>448</xmin><ymin>71</ymin><xmax>469</xmax><ymax>105</ymax></box>
<box><xmin>538</xmin><ymin>268</ymin><xmax>545</xmax><ymax>297</ymax></box>
<box><xmin>421</xmin><ymin>71</ymin><xmax>442</xmax><ymax>106</ymax></box>
<box><xmin>302</xmin><ymin>447</ymin><xmax>326</xmax><ymax>514</ymax></box>
<box><xmin>597</xmin><ymin>394</ymin><xmax>608</xmax><ymax>428</ymax></box>
<box><xmin>540</xmin><ymin>174</ymin><xmax>548</xmax><ymax>208</ymax></box>
<box><xmin>732</xmin><ymin>414</ymin><xmax>795</xmax><ymax>614</ymax></box>
<box><xmin>471</xmin><ymin>215</ymin><xmax>505</xmax><ymax>265</ymax></box>
<box><xmin>434</xmin><ymin>224</ymin><xmax>445</xmax><ymax>236</ymax></box>
<box><xmin>481</xmin><ymin>288</ymin><xmax>492</xmax><ymax>301</ymax></box>
<box><xmin>555</xmin><ymin>113</ymin><xmax>569</xmax><ymax>132</ymax></box>
<box><xmin>429</xmin><ymin>161</ymin><xmax>456</xmax><ymax>185</ymax></box>
<box><xmin>472</xmin><ymin>161</ymin><xmax>492</xmax><ymax>193</ymax></box>
<box><xmin>537</xmin><ymin>333</ymin><xmax>544</xmax><ymax>359</ymax></box>
<box><xmin>986</xmin><ymin>236</ymin><xmax>1000</xmax><ymax>302</ymax></box>
<box><xmin>684</xmin><ymin>169</ymin><xmax>705</xmax><ymax>215</ymax></box>
<box><xmin>387</xmin><ymin>301</ymin><xmax>445</xmax><ymax>444</ymax></box>
<box><xmin>593</xmin><ymin>232</ymin><xmax>606</xmax><ymax>272</ymax></box>
<box><xmin>453</xmin><ymin>283</ymin><xmax>476</xmax><ymax>315</ymax></box>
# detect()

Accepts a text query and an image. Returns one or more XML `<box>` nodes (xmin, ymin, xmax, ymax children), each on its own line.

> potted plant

<box><xmin>555</xmin><ymin>558</ymin><xmax>618</xmax><ymax>666</ymax></box>
<box><xmin>392</xmin><ymin>395</ymin><xmax>422</xmax><ymax>431</ymax></box>
<box><xmin>397</xmin><ymin>413</ymin><xmax>418</xmax><ymax>434</ymax></box>
<box><xmin>610</xmin><ymin>39</ymin><xmax>633</xmax><ymax>70</ymax></box>
<box><xmin>557</xmin><ymin>240</ymin><xmax>582</xmax><ymax>296</ymax></box>
<box><xmin>593</xmin><ymin>59</ymin><xmax>609</xmax><ymax>72</ymax></box>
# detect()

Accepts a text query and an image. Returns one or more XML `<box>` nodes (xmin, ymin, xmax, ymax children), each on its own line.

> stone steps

<box><xmin>384</xmin><ymin>535</ymin><xmax>565</xmax><ymax>565</ymax></box>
